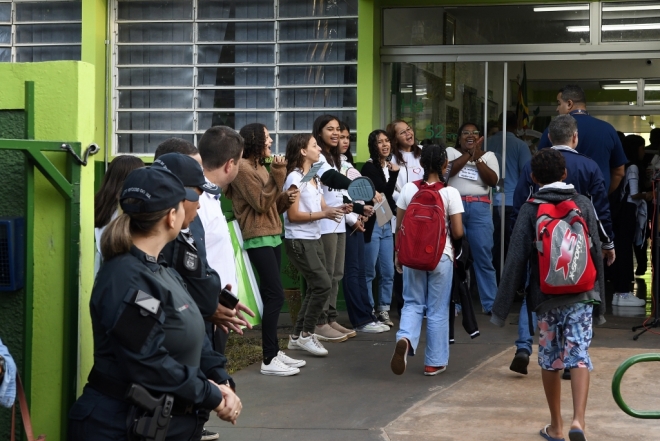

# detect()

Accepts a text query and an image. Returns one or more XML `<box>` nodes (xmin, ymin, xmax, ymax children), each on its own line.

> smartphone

<box><xmin>219</xmin><ymin>288</ymin><xmax>239</xmax><ymax>309</ymax></box>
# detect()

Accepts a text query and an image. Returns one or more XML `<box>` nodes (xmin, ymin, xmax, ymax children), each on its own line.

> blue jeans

<box><xmin>516</xmin><ymin>297</ymin><xmax>537</xmax><ymax>355</ymax></box>
<box><xmin>365</xmin><ymin>222</ymin><xmax>394</xmax><ymax>312</ymax></box>
<box><xmin>343</xmin><ymin>229</ymin><xmax>378</xmax><ymax>328</ymax></box>
<box><xmin>462</xmin><ymin>200</ymin><xmax>498</xmax><ymax>313</ymax></box>
<box><xmin>397</xmin><ymin>254</ymin><xmax>453</xmax><ymax>367</ymax></box>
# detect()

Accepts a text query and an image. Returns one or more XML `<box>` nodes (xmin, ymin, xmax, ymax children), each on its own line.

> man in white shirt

<box><xmin>197</xmin><ymin>126</ymin><xmax>245</xmax><ymax>355</ymax></box>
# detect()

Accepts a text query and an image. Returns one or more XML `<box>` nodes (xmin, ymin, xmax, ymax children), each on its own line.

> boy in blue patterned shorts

<box><xmin>491</xmin><ymin>148</ymin><xmax>609</xmax><ymax>441</ymax></box>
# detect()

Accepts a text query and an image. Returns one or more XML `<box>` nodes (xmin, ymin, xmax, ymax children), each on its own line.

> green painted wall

<box><xmin>0</xmin><ymin>110</ymin><xmax>27</xmax><ymax>441</ymax></box>
<box><xmin>0</xmin><ymin>61</ymin><xmax>97</xmax><ymax>440</ymax></box>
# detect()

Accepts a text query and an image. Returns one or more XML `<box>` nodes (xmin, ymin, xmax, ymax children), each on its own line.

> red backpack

<box><xmin>529</xmin><ymin>198</ymin><xmax>597</xmax><ymax>295</ymax></box>
<box><xmin>396</xmin><ymin>180</ymin><xmax>447</xmax><ymax>271</ymax></box>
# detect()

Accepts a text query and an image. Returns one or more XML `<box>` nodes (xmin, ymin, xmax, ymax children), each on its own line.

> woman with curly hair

<box><xmin>360</xmin><ymin>129</ymin><xmax>400</xmax><ymax>327</ymax></box>
<box><xmin>225</xmin><ymin>123</ymin><xmax>304</xmax><ymax>377</ymax></box>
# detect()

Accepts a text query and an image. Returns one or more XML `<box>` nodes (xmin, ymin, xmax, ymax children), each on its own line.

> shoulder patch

<box><xmin>135</xmin><ymin>290</ymin><xmax>161</xmax><ymax>314</ymax></box>
<box><xmin>183</xmin><ymin>251</ymin><xmax>198</xmax><ymax>271</ymax></box>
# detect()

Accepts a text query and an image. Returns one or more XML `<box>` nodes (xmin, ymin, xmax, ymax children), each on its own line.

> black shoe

<box><xmin>635</xmin><ymin>266</ymin><xmax>647</xmax><ymax>276</ymax></box>
<box><xmin>562</xmin><ymin>369</ymin><xmax>571</xmax><ymax>380</ymax></box>
<box><xmin>201</xmin><ymin>428</ymin><xmax>219</xmax><ymax>441</ymax></box>
<box><xmin>509</xmin><ymin>350</ymin><xmax>530</xmax><ymax>375</ymax></box>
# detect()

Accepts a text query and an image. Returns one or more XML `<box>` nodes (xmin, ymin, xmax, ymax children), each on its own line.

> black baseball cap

<box><xmin>152</xmin><ymin>153</ymin><xmax>220</xmax><ymax>195</ymax></box>
<box><xmin>120</xmin><ymin>167</ymin><xmax>199</xmax><ymax>213</ymax></box>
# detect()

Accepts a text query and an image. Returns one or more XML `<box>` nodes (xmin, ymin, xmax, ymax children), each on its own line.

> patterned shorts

<box><xmin>537</xmin><ymin>303</ymin><xmax>593</xmax><ymax>371</ymax></box>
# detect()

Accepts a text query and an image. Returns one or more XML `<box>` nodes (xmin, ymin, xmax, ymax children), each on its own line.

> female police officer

<box><xmin>68</xmin><ymin>166</ymin><xmax>242</xmax><ymax>440</ymax></box>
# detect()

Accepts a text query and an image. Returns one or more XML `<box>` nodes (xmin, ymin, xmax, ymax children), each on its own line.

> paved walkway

<box><xmin>207</xmin><ymin>308</ymin><xmax>660</xmax><ymax>440</ymax></box>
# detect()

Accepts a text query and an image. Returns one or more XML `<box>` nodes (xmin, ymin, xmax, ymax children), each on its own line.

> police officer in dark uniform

<box><xmin>68</xmin><ymin>167</ymin><xmax>242</xmax><ymax>441</ymax></box>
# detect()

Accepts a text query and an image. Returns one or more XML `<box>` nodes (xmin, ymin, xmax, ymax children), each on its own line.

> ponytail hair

<box><xmin>100</xmin><ymin>201</ymin><xmax>177</xmax><ymax>260</ymax></box>
<box><xmin>419</xmin><ymin>144</ymin><xmax>448</xmax><ymax>183</ymax></box>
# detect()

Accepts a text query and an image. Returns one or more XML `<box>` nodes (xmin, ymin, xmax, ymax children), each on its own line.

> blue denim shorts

<box><xmin>537</xmin><ymin>303</ymin><xmax>593</xmax><ymax>371</ymax></box>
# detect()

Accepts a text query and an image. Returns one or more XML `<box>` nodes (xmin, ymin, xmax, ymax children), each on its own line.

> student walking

<box><xmin>492</xmin><ymin>148</ymin><xmax>607</xmax><ymax>441</ymax></box>
<box><xmin>391</xmin><ymin>144</ymin><xmax>464</xmax><ymax>376</ymax></box>
<box><xmin>283</xmin><ymin>134</ymin><xmax>347</xmax><ymax>356</ymax></box>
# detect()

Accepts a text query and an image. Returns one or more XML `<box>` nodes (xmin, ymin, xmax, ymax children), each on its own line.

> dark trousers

<box><xmin>214</xmin><ymin>326</ymin><xmax>228</xmax><ymax>355</ymax></box>
<box><xmin>343</xmin><ymin>230</ymin><xmax>377</xmax><ymax>328</ymax></box>
<box><xmin>610</xmin><ymin>202</ymin><xmax>637</xmax><ymax>293</ymax></box>
<box><xmin>246</xmin><ymin>245</ymin><xmax>284</xmax><ymax>359</ymax></box>
<box><xmin>492</xmin><ymin>205</ymin><xmax>513</xmax><ymax>283</ymax></box>
<box><xmin>69</xmin><ymin>386</ymin><xmax>206</xmax><ymax>441</ymax></box>
<box><xmin>285</xmin><ymin>238</ymin><xmax>331</xmax><ymax>335</ymax></box>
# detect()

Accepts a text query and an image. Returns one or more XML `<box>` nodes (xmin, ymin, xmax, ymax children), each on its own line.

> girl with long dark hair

<box><xmin>225</xmin><ymin>122</ymin><xmax>304</xmax><ymax>376</ymax></box>
<box><xmin>311</xmin><ymin>115</ymin><xmax>356</xmax><ymax>341</ymax></box>
<box><xmin>283</xmin><ymin>134</ymin><xmax>347</xmax><ymax>356</ymax></box>
<box><xmin>361</xmin><ymin>129</ymin><xmax>400</xmax><ymax>327</ymax></box>
<box><xmin>94</xmin><ymin>155</ymin><xmax>144</xmax><ymax>272</ymax></box>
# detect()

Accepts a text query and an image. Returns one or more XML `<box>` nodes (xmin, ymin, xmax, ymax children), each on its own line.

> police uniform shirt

<box><xmin>89</xmin><ymin>245</ymin><xmax>222</xmax><ymax>409</ymax></box>
<box><xmin>160</xmin><ymin>225</ymin><xmax>221</xmax><ymax>318</ymax></box>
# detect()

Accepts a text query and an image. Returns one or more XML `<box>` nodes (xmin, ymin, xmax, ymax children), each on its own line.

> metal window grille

<box><xmin>0</xmin><ymin>0</ymin><xmax>82</xmax><ymax>63</ymax></box>
<box><xmin>112</xmin><ymin>0</ymin><xmax>358</xmax><ymax>154</ymax></box>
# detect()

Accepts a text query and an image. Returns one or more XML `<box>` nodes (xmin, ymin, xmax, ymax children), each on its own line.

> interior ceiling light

<box><xmin>533</xmin><ymin>5</ymin><xmax>589</xmax><ymax>12</ymax></box>
<box><xmin>620</xmin><ymin>80</ymin><xmax>637</xmax><ymax>84</ymax></box>
<box><xmin>641</xmin><ymin>115</ymin><xmax>647</xmax><ymax>120</ymax></box>
<box><xmin>602</xmin><ymin>5</ymin><xmax>660</xmax><ymax>12</ymax></box>
<box><xmin>568</xmin><ymin>23</ymin><xmax>660</xmax><ymax>32</ymax></box>
<box><xmin>603</xmin><ymin>23</ymin><xmax>660</xmax><ymax>31</ymax></box>
<box><xmin>651</xmin><ymin>122</ymin><xmax>657</xmax><ymax>129</ymax></box>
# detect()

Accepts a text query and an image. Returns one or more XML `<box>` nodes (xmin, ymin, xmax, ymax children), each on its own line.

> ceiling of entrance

<box><xmin>596</xmin><ymin>114</ymin><xmax>659</xmax><ymax>134</ymax></box>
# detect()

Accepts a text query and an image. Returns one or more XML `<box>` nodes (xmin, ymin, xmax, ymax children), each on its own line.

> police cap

<box><xmin>120</xmin><ymin>167</ymin><xmax>199</xmax><ymax>213</ymax></box>
<box><xmin>152</xmin><ymin>153</ymin><xmax>220</xmax><ymax>195</ymax></box>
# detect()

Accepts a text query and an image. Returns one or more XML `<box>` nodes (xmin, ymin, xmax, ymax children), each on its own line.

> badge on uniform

<box><xmin>135</xmin><ymin>290</ymin><xmax>161</xmax><ymax>314</ymax></box>
<box><xmin>183</xmin><ymin>251</ymin><xmax>198</xmax><ymax>271</ymax></box>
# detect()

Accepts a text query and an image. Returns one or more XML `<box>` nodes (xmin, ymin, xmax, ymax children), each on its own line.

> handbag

<box><xmin>11</xmin><ymin>373</ymin><xmax>46</xmax><ymax>441</ymax></box>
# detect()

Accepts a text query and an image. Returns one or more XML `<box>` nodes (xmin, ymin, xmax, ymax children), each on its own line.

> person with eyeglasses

<box><xmin>386</xmin><ymin>120</ymin><xmax>424</xmax><ymax>316</ymax></box>
<box><xmin>446</xmin><ymin>122</ymin><xmax>500</xmax><ymax>315</ymax></box>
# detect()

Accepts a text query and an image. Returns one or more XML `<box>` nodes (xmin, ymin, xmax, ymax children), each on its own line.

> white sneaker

<box><xmin>277</xmin><ymin>351</ymin><xmax>306</xmax><ymax>368</ymax></box>
<box><xmin>287</xmin><ymin>335</ymin><xmax>301</xmax><ymax>350</ymax></box>
<box><xmin>260</xmin><ymin>356</ymin><xmax>300</xmax><ymax>376</ymax></box>
<box><xmin>296</xmin><ymin>334</ymin><xmax>328</xmax><ymax>356</ymax></box>
<box><xmin>376</xmin><ymin>322</ymin><xmax>391</xmax><ymax>331</ymax></box>
<box><xmin>357</xmin><ymin>322</ymin><xmax>387</xmax><ymax>333</ymax></box>
<box><xmin>614</xmin><ymin>292</ymin><xmax>646</xmax><ymax>307</ymax></box>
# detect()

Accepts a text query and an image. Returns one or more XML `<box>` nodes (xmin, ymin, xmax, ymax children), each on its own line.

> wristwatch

<box><xmin>475</xmin><ymin>157</ymin><xmax>485</xmax><ymax>164</ymax></box>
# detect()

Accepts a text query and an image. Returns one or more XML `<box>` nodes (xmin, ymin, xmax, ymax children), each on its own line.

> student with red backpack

<box><xmin>492</xmin><ymin>149</ymin><xmax>608</xmax><ymax>441</ymax></box>
<box><xmin>390</xmin><ymin>144</ymin><xmax>464</xmax><ymax>376</ymax></box>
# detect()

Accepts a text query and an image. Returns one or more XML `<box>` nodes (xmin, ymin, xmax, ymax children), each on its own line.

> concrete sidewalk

<box><xmin>207</xmin><ymin>311</ymin><xmax>660</xmax><ymax>440</ymax></box>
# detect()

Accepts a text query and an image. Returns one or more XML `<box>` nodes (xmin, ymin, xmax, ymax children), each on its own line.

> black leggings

<box><xmin>247</xmin><ymin>245</ymin><xmax>284</xmax><ymax>359</ymax></box>
<box><xmin>610</xmin><ymin>202</ymin><xmax>637</xmax><ymax>293</ymax></box>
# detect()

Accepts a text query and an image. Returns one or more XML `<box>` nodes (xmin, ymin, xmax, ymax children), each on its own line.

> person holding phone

<box><xmin>225</xmin><ymin>123</ymin><xmax>305</xmax><ymax>377</ymax></box>
<box><xmin>446</xmin><ymin>122</ymin><xmax>499</xmax><ymax>315</ymax></box>
<box><xmin>361</xmin><ymin>130</ymin><xmax>400</xmax><ymax>328</ymax></box>
<box><xmin>283</xmin><ymin>134</ymin><xmax>347</xmax><ymax>356</ymax></box>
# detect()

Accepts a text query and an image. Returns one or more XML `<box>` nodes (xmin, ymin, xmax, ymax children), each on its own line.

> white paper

<box><xmin>458</xmin><ymin>165</ymin><xmax>479</xmax><ymax>181</ymax></box>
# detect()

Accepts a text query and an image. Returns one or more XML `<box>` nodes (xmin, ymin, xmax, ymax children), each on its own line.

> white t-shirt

<box><xmin>197</xmin><ymin>190</ymin><xmax>239</xmax><ymax>295</ymax></box>
<box><xmin>283</xmin><ymin>170</ymin><xmax>323</xmax><ymax>240</ymax></box>
<box><xmin>446</xmin><ymin>147</ymin><xmax>499</xmax><ymax>196</ymax></box>
<box><xmin>396</xmin><ymin>182</ymin><xmax>464</xmax><ymax>260</ymax></box>
<box><xmin>391</xmin><ymin>148</ymin><xmax>424</xmax><ymax>201</ymax></box>
<box><xmin>625</xmin><ymin>164</ymin><xmax>639</xmax><ymax>203</ymax></box>
<box><xmin>319</xmin><ymin>159</ymin><xmax>346</xmax><ymax>234</ymax></box>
